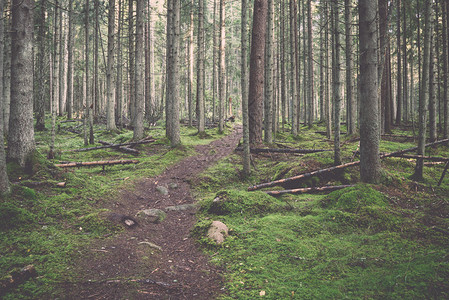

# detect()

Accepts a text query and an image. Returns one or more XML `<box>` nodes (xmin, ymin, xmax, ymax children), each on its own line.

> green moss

<box><xmin>200</xmin><ymin>190</ymin><xmax>286</xmax><ymax>216</ymax></box>
<box><xmin>0</xmin><ymin>202</ymin><xmax>36</xmax><ymax>230</ymax></box>
<box><xmin>321</xmin><ymin>184</ymin><xmax>389</xmax><ymax>213</ymax></box>
<box><xmin>77</xmin><ymin>212</ymin><xmax>121</xmax><ymax>236</ymax></box>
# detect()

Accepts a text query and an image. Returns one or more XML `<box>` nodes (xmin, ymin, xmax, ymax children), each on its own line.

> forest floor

<box><xmin>64</xmin><ymin>125</ymin><xmax>243</xmax><ymax>299</ymax></box>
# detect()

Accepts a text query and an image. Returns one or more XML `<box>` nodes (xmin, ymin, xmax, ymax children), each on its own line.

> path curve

<box><xmin>66</xmin><ymin>126</ymin><xmax>242</xmax><ymax>299</ymax></box>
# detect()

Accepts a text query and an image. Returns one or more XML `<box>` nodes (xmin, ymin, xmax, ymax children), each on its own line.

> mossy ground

<box><xmin>0</xmin><ymin>116</ymin><xmax>227</xmax><ymax>299</ymax></box>
<box><xmin>193</xmin><ymin>122</ymin><xmax>449</xmax><ymax>299</ymax></box>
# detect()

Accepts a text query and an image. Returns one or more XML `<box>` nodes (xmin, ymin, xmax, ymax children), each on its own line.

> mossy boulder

<box><xmin>202</xmin><ymin>190</ymin><xmax>284</xmax><ymax>216</ymax></box>
<box><xmin>321</xmin><ymin>184</ymin><xmax>389</xmax><ymax>213</ymax></box>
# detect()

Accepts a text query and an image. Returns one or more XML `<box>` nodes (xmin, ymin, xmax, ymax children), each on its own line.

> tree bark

<box><xmin>248</xmin><ymin>0</ymin><xmax>267</xmax><ymax>145</ymax></box>
<box><xmin>307</xmin><ymin>0</ymin><xmax>314</xmax><ymax>127</ymax></box>
<box><xmin>106</xmin><ymin>0</ymin><xmax>117</xmax><ymax>130</ymax></box>
<box><xmin>359</xmin><ymin>0</ymin><xmax>381</xmax><ymax>183</ymax></box>
<box><xmin>280</xmin><ymin>0</ymin><xmax>287</xmax><ymax>129</ymax></box>
<box><xmin>197</xmin><ymin>0</ymin><xmax>205</xmax><ymax>133</ymax></box>
<box><xmin>35</xmin><ymin>0</ymin><xmax>46</xmax><ymax>131</ymax></box>
<box><xmin>395</xmin><ymin>0</ymin><xmax>402</xmax><ymax>125</ymax></box>
<box><xmin>7</xmin><ymin>0</ymin><xmax>35</xmax><ymax>168</ymax></box>
<box><xmin>165</xmin><ymin>0</ymin><xmax>181</xmax><ymax>146</ymax></box>
<box><xmin>332</xmin><ymin>0</ymin><xmax>341</xmax><ymax>165</ymax></box>
<box><xmin>241</xmin><ymin>0</ymin><xmax>250</xmax><ymax>176</ymax></box>
<box><xmin>188</xmin><ymin>0</ymin><xmax>194</xmax><ymax>127</ymax></box>
<box><xmin>345</xmin><ymin>0</ymin><xmax>355</xmax><ymax>134</ymax></box>
<box><xmin>264</xmin><ymin>0</ymin><xmax>273</xmax><ymax>143</ymax></box>
<box><xmin>218</xmin><ymin>0</ymin><xmax>226</xmax><ymax>133</ymax></box>
<box><xmin>133</xmin><ymin>0</ymin><xmax>145</xmax><ymax>140</ymax></box>
<box><xmin>0</xmin><ymin>0</ymin><xmax>9</xmax><ymax>194</ymax></box>
<box><xmin>413</xmin><ymin>0</ymin><xmax>432</xmax><ymax>181</ymax></box>
<box><xmin>67</xmin><ymin>0</ymin><xmax>73</xmax><ymax>120</ymax></box>
<box><xmin>289</xmin><ymin>0</ymin><xmax>298</xmax><ymax>137</ymax></box>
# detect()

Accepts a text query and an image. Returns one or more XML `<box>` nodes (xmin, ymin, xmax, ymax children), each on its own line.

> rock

<box><xmin>137</xmin><ymin>209</ymin><xmax>166</xmax><ymax>223</ymax></box>
<box><xmin>138</xmin><ymin>241</ymin><xmax>162</xmax><ymax>251</ymax></box>
<box><xmin>207</xmin><ymin>221</ymin><xmax>229</xmax><ymax>244</ymax></box>
<box><xmin>168</xmin><ymin>183</ymin><xmax>178</xmax><ymax>189</ymax></box>
<box><xmin>165</xmin><ymin>204</ymin><xmax>197</xmax><ymax>212</ymax></box>
<box><xmin>156</xmin><ymin>186</ymin><xmax>169</xmax><ymax>196</ymax></box>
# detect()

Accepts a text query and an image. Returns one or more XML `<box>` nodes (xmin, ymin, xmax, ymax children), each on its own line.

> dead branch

<box><xmin>235</xmin><ymin>147</ymin><xmax>332</xmax><ymax>154</ymax></box>
<box><xmin>248</xmin><ymin>161</ymin><xmax>360</xmax><ymax>191</ymax></box>
<box><xmin>98</xmin><ymin>140</ymin><xmax>140</xmax><ymax>155</ymax></box>
<box><xmin>64</xmin><ymin>139</ymin><xmax>155</xmax><ymax>152</ymax></box>
<box><xmin>55</xmin><ymin>160</ymin><xmax>139</xmax><ymax>168</ymax></box>
<box><xmin>266</xmin><ymin>185</ymin><xmax>355</xmax><ymax>196</ymax></box>
<box><xmin>438</xmin><ymin>162</ymin><xmax>449</xmax><ymax>186</ymax></box>
<box><xmin>388</xmin><ymin>154</ymin><xmax>449</xmax><ymax>162</ymax></box>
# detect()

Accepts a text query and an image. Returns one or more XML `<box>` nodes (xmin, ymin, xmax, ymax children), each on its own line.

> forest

<box><xmin>1</xmin><ymin>0</ymin><xmax>449</xmax><ymax>298</ymax></box>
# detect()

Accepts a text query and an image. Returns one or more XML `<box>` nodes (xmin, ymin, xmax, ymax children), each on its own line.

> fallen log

<box><xmin>266</xmin><ymin>185</ymin><xmax>355</xmax><ymax>196</ymax></box>
<box><xmin>249</xmin><ymin>138</ymin><xmax>449</xmax><ymax>192</ymax></box>
<box><xmin>248</xmin><ymin>161</ymin><xmax>360</xmax><ymax>191</ymax></box>
<box><xmin>235</xmin><ymin>147</ymin><xmax>332</xmax><ymax>154</ymax></box>
<box><xmin>388</xmin><ymin>154</ymin><xmax>449</xmax><ymax>162</ymax></box>
<box><xmin>55</xmin><ymin>160</ymin><xmax>138</xmax><ymax>168</ymax></box>
<box><xmin>64</xmin><ymin>139</ymin><xmax>155</xmax><ymax>152</ymax></box>
<box><xmin>315</xmin><ymin>131</ymin><xmax>347</xmax><ymax>136</ymax></box>
<box><xmin>98</xmin><ymin>140</ymin><xmax>140</xmax><ymax>155</ymax></box>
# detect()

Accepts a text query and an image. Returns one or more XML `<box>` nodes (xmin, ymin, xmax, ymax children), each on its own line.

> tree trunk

<box><xmin>218</xmin><ymin>0</ymin><xmax>226</xmax><ymax>133</ymax></box>
<box><xmin>443</xmin><ymin>1</ymin><xmax>449</xmax><ymax>139</ymax></box>
<box><xmin>86</xmin><ymin>0</ymin><xmax>94</xmax><ymax>144</ymax></box>
<box><xmin>106</xmin><ymin>0</ymin><xmax>117</xmax><ymax>130</ymax></box>
<box><xmin>395</xmin><ymin>0</ymin><xmax>402</xmax><ymax>125</ymax></box>
<box><xmin>289</xmin><ymin>0</ymin><xmax>298</xmax><ymax>137</ymax></box>
<box><xmin>359</xmin><ymin>0</ymin><xmax>381</xmax><ymax>183</ymax></box>
<box><xmin>332</xmin><ymin>0</ymin><xmax>341</xmax><ymax>165</ymax></box>
<box><xmin>2</xmin><ymin>8</ymin><xmax>10</xmax><ymax>135</ymax></box>
<box><xmin>0</xmin><ymin>0</ymin><xmax>9</xmax><ymax>194</ymax></box>
<box><xmin>280</xmin><ymin>0</ymin><xmax>287</xmax><ymax>129</ymax></box>
<box><xmin>66</xmin><ymin>0</ymin><xmax>73</xmax><ymax>120</ymax></box>
<box><xmin>429</xmin><ymin>9</ymin><xmax>436</xmax><ymax>143</ymax></box>
<box><xmin>413</xmin><ymin>0</ymin><xmax>432</xmax><ymax>181</ymax></box>
<box><xmin>188</xmin><ymin>0</ymin><xmax>194</xmax><ymax>127</ymax></box>
<box><xmin>166</xmin><ymin>0</ymin><xmax>181</xmax><ymax>146</ymax></box>
<box><xmin>7</xmin><ymin>0</ymin><xmax>35</xmax><ymax>168</ymax></box>
<box><xmin>403</xmin><ymin>1</ymin><xmax>409</xmax><ymax>124</ymax></box>
<box><xmin>264</xmin><ymin>0</ymin><xmax>273</xmax><ymax>143</ymax></box>
<box><xmin>58</xmin><ymin>0</ymin><xmax>65</xmax><ymax>117</ymax></box>
<box><xmin>35</xmin><ymin>0</ymin><xmax>46</xmax><ymax>131</ymax></box>
<box><xmin>324</xmin><ymin>0</ymin><xmax>332</xmax><ymax>139</ymax></box>
<box><xmin>133</xmin><ymin>0</ymin><xmax>145</xmax><ymax>140</ymax></box>
<box><xmin>345</xmin><ymin>0</ymin><xmax>355</xmax><ymax>134</ymax></box>
<box><xmin>248</xmin><ymin>0</ymin><xmax>267</xmax><ymax>145</ymax></box>
<box><xmin>128</xmin><ymin>0</ymin><xmax>135</xmax><ymax>126</ymax></box>
<box><xmin>116</xmin><ymin>0</ymin><xmax>123</xmax><ymax>128</ymax></box>
<box><xmin>197</xmin><ymin>0</ymin><xmax>205</xmax><ymax>133</ymax></box>
<box><xmin>241</xmin><ymin>0</ymin><xmax>250</xmax><ymax>176</ymax></box>
<box><xmin>307</xmin><ymin>0</ymin><xmax>314</xmax><ymax>127</ymax></box>
<box><xmin>51</xmin><ymin>0</ymin><xmax>59</xmax><ymax>150</ymax></box>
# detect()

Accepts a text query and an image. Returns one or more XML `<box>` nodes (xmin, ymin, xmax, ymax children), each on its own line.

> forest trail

<box><xmin>65</xmin><ymin>126</ymin><xmax>242</xmax><ymax>299</ymax></box>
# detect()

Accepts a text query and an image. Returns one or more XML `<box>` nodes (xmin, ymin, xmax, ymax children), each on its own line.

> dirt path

<box><xmin>66</xmin><ymin>126</ymin><xmax>242</xmax><ymax>299</ymax></box>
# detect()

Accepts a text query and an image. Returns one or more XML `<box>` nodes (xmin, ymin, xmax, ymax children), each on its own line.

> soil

<box><xmin>64</xmin><ymin>126</ymin><xmax>242</xmax><ymax>299</ymax></box>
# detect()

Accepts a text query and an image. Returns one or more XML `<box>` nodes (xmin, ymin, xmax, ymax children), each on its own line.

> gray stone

<box><xmin>137</xmin><ymin>209</ymin><xmax>166</xmax><ymax>223</ymax></box>
<box><xmin>207</xmin><ymin>221</ymin><xmax>229</xmax><ymax>244</ymax></box>
<box><xmin>165</xmin><ymin>203</ymin><xmax>197</xmax><ymax>212</ymax></box>
<box><xmin>156</xmin><ymin>186</ymin><xmax>169</xmax><ymax>196</ymax></box>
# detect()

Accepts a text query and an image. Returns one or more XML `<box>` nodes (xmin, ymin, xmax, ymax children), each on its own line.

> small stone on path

<box><xmin>156</xmin><ymin>186</ymin><xmax>169</xmax><ymax>196</ymax></box>
<box><xmin>207</xmin><ymin>221</ymin><xmax>229</xmax><ymax>244</ymax></box>
<box><xmin>137</xmin><ymin>209</ymin><xmax>166</xmax><ymax>223</ymax></box>
<box><xmin>165</xmin><ymin>204</ymin><xmax>197</xmax><ymax>212</ymax></box>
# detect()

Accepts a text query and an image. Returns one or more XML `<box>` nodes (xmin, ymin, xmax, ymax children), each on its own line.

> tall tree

<box><xmin>35</xmin><ymin>0</ymin><xmax>46</xmax><ymax>131</ymax></box>
<box><xmin>395</xmin><ymin>0</ymin><xmax>402</xmax><ymax>125</ymax></box>
<box><xmin>116</xmin><ymin>0</ymin><xmax>123</xmax><ymax>127</ymax></box>
<box><xmin>106</xmin><ymin>0</ymin><xmax>117</xmax><ymax>130</ymax></box>
<box><xmin>85</xmin><ymin>0</ymin><xmax>94</xmax><ymax>144</ymax></box>
<box><xmin>218</xmin><ymin>0</ymin><xmax>226</xmax><ymax>133</ymax></box>
<box><xmin>413</xmin><ymin>0</ymin><xmax>432</xmax><ymax>181</ymax></box>
<box><xmin>0</xmin><ymin>0</ymin><xmax>9</xmax><ymax>193</ymax></box>
<box><xmin>264</xmin><ymin>0</ymin><xmax>273</xmax><ymax>143</ymax></box>
<box><xmin>128</xmin><ymin>0</ymin><xmax>135</xmax><ymax>126</ymax></box>
<box><xmin>359</xmin><ymin>0</ymin><xmax>381</xmax><ymax>183</ymax></box>
<box><xmin>307</xmin><ymin>0</ymin><xmax>314</xmax><ymax>127</ymax></box>
<box><xmin>289</xmin><ymin>0</ymin><xmax>298</xmax><ymax>136</ymax></box>
<box><xmin>248</xmin><ymin>0</ymin><xmax>267</xmax><ymax>145</ymax></box>
<box><xmin>94</xmin><ymin>0</ymin><xmax>100</xmax><ymax>118</ymax></box>
<box><xmin>58</xmin><ymin>0</ymin><xmax>65</xmax><ymax>116</ymax></box>
<box><xmin>280</xmin><ymin>0</ymin><xmax>287</xmax><ymax>129</ymax></box>
<box><xmin>332</xmin><ymin>0</ymin><xmax>341</xmax><ymax>165</ymax></box>
<box><xmin>67</xmin><ymin>0</ymin><xmax>73</xmax><ymax>120</ymax></box>
<box><xmin>133</xmin><ymin>0</ymin><xmax>145</xmax><ymax>140</ymax></box>
<box><xmin>7</xmin><ymin>0</ymin><xmax>35</xmax><ymax>168</ymax></box>
<box><xmin>345</xmin><ymin>0</ymin><xmax>356</xmax><ymax>134</ymax></box>
<box><xmin>443</xmin><ymin>1</ymin><xmax>449</xmax><ymax>139</ymax></box>
<box><xmin>241</xmin><ymin>0</ymin><xmax>250</xmax><ymax>176</ymax></box>
<box><xmin>196</xmin><ymin>0</ymin><xmax>205</xmax><ymax>133</ymax></box>
<box><xmin>188</xmin><ymin>0</ymin><xmax>194</xmax><ymax>127</ymax></box>
<box><xmin>166</xmin><ymin>0</ymin><xmax>181</xmax><ymax>146</ymax></box>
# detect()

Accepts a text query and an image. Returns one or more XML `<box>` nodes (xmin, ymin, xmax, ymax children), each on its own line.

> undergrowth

<box><xmin>0</xmin><ymin>115</ymin><xmax>226</xmax><ymax>299</ymax></box>
<box><xmin>193</xmin><ymin>122</ymin><xmax>449</xmax><ymax>299</ymax></box>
